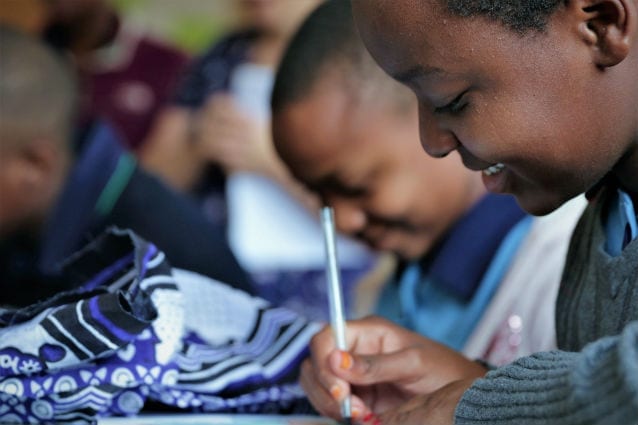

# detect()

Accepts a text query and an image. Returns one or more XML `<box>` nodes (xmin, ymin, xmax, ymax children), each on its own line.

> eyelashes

<box><xmin>433</xmin><ymin>90</ymin><xmax>469</xmax><ymax>115</ymax></box>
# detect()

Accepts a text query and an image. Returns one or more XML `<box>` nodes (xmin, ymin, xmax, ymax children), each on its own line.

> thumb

<box><xmin>329</xmin><ymin>347</ymin><xmax>424</xmax><ymax>386</ymax></box>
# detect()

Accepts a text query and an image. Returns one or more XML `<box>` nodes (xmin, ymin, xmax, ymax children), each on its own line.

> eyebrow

<box><xmin>393</xmin><ymin>65</ymin><xmax>449</xmax><ymax>84</ymax></box>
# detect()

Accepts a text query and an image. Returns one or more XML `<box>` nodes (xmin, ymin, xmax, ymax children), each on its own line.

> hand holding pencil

<box><xmin>304</xmin><ymin>213</ymin><xmax>487</xmax><ymax>424</ymax></box>
<box><xmin>321</xmin><ymin>206</ymin><xmax>353</xmax><ymax>425</ymax></box>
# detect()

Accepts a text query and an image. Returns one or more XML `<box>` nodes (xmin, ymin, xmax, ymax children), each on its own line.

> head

<box><xmin>272</xmin><ymin>0</ymin><xmax>484</xmax><ymax>259</ymax></box>
<box><xmin>0</xmin><ymin>26</ymin><xmax>77</xmax><ymax>238</ymax></box>
<box><xmin>352</xmin><ymin>0</ymin><xmax>638</xmax><ymax>215</ymax></box>
<box><xmin>42</xmin><ymin>0</ymin><xmax>119</xmax><ymax>55</ymax></box>
<box><xmin>238</xmin><ymin>0</ymin><xmax>322</xmax><ymax>37</ymax></box>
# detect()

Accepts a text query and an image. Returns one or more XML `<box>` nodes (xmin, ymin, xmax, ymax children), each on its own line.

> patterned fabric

<box><xmin>0</xmin><ymin>229</ymin><xmax>320</xmax><ymax>424</ymax></box>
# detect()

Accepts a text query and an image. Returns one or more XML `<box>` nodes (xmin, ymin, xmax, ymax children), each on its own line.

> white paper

<box><xmin>98</xmin><ymin>414</ymin><xmax>336</xmax><ymax>425</ymax></box>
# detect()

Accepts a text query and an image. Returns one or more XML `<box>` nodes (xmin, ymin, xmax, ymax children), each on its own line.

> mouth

<box><xmin>458</xmin><ymin>147</ymin><xmax>505</xmax><ymax>175</ymax></box>
<box><xmin>482</xmin><ymin>163</ymin><xmax>505</xmax><ymax>176</ymax></box>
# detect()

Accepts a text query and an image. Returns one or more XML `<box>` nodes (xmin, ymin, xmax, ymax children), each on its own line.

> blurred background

<box><xmin>108</xmin><ymin>0</ymin><xmax>240</xmax><ymax>53</ymax></box>
<box><xmin>0</xmin><ymin>0</ymin><xmax>240</xmax><ymax>54</ymax></box>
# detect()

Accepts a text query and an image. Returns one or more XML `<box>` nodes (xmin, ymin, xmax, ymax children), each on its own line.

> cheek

<box><xmin>461</xmin><ymin>93</ymin><xmax>600</xmax><ymax>174</ymax></box>
<box><xmin>0</xmin><ymin>183</ymin><xmax>20</xmax><ymax>230</ymax></box>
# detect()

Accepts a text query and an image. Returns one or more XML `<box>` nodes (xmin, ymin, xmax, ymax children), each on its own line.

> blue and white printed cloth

<box><xmin>0</xmin><ymin>228</ymin><xmax>321</xmax><ymax>424</ymax></box>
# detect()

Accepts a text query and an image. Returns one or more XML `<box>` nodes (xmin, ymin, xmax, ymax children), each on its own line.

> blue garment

<box><xmin>376</xmin><ymin>194</ymin><xmax>530</xmax><ymax>351</ymax></box>
<box><xmin>173</xmin><ymin>31</ymin><xmax>255</xmax><ymax>109</ymax></box>
<box><xmin>605</xmin><ymin>188</ymin><xmax>638</xmax><ymax>256</ymax></box>
<box><xmin>0</xmin><ymin>121</ymin><xmax>254</xmax><ymax>307</ymax></box>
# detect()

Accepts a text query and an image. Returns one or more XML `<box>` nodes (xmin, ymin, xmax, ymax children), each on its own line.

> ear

<box><xmin>573</xmin><ymin>0</ymin><xmax>637</xmax><ymax>67</ymax></box>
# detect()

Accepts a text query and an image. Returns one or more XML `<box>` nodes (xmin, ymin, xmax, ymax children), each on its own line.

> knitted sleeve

<box><xmin>455</xmin><ymin>321</ymin><xmax>638</xmax><ymax>424</ymax></box>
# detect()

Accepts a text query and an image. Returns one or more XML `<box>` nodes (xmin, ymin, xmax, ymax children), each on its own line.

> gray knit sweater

<box><xmin>455</xmin><ymin>187</ymin><xmax>638</xmax><ymax>424</ymax></box>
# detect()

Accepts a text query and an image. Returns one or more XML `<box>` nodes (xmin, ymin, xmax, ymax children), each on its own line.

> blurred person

<box><xmin>141</xmin><ymin>0</ymin><xmax>322</xmax><ymax>191</ymax></box>
<box><xmin>42</xmin><ymin>0</ymin><xmax>190</xmax><ymax>149</ymax></box>
<box><xmin>0</xmin><ymin>24</ymin><xmax>252</xmax><ymax>308</ymax></box>
<box><xmin>271</xmin><ymin>0</ymin><xmax>586</xmax><ymax>365</ymax></box>
<box><xmin>0</xmin><ymin>30</ymin><xmax>327</xmax><ymax>424</ymax></box>
<box><xmin>141</xmin><ymin>0</ymin><xmax>374</xmax><ymax>321</ymax></box>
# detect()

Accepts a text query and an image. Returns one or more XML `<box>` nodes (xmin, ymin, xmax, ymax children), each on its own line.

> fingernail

<box><xmin>351</xmin><ymin>407</ymin><xmax>361</xmax><ymax>420</ymax></box>
<box><xmin>340</xmin><ymin>351</ymin><xmax>353</xmax><ymax>370</ymax></box>
<box><xmin>329</xmin><ymin>384</ymin><xmax>342</xmax><ymax>400</ymax></box>
<box><xmin>362</xmin><ymin>413</ymin><xmax>381</xmax><ymax>424</ymax></box>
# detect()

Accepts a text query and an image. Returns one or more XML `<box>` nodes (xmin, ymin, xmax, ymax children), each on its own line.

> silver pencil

<box><xmin>320</xmin><ymin>206</ymin><xmax>352</xmax><ymax>425</ymax></box>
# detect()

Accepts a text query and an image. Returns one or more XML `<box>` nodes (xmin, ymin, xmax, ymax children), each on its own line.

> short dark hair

<box><xmin>272</xmin><ymin>0</ymin><xmax>412</xmax><ymax>114</ymax></box>
<box><xmin>272</xmin><ymin>0</ymin><xmax>357</xmax><ymax>112</ymax></box>
<box><xmin>446</xmin><ymin>0</ymin><xmax>565</xmax><ymax>32</ymax></box>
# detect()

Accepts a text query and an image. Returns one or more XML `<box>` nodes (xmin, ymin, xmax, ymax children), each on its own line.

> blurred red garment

<box><xmin>83</xmin><ymin>29</ymin><xmax>190</xmax><ymax>150</ymax></box>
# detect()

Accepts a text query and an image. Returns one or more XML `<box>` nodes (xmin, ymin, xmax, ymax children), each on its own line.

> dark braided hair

<box><xmin>446</xmin><ymin>0</ymin><xmax>565</xmax><ymax>32</ymax></box>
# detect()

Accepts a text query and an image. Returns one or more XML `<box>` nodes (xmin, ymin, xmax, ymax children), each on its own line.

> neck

<box><xmin>613</xmin><ymin>135</ymin><xmax>638</xmax><ymax>204</ymax></box>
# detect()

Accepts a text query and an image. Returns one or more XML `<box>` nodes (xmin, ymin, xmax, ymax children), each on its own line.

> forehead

<box><xmin>352</xmin><ymin>0</ymin><xmax>452</xmax><ymax>72</ymax></box>
<box><xmin>351</xmin><ymin>0</ymin><xmax>532</xmax><ymax>84</ymax></box>
<box><xmin>273</xmin><ymin>77</ymin><xmax>406</xmax><ymax>182</ymax></box>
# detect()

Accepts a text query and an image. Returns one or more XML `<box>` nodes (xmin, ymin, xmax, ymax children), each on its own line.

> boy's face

<box><xmin>273</xmin><ymin>75</ymin><xmax>483</xmax><ymax>259</ymax></box>
<box><xmin>0</xmin><ymin>140</ymin><xmax>68</xmax><ymax>239</ymax></box>
<box><xmin>353</xmin><ymin>0</ymin><xmax>638</xmax><ymax>215</ymax></box>
<box><xmin>0</xmin><ymin>149</ymin><xmax>42</xmax><ymax>238</ymax></box>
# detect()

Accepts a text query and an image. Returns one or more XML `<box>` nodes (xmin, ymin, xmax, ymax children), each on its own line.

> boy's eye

<box><xmin>433</xmin><ymin>90</ymin><xmax>468</xmax><ymax>115</ymax></box>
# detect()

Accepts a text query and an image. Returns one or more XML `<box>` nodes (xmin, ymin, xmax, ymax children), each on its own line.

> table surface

<box><xmin>98</xmin><ymin>414</ymin><xmax>337</xmax><ymax>425</ymax></box>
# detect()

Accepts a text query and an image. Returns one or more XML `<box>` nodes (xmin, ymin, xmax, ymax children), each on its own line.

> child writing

<box><xmin>270</xmin><ymin>0</ymin><xmax>586</xmax><ymax>366</ymax></box>
<box><xmin>299</xmin><ymin>0</ymin><xmax>638</xmax><ymax>424</ymax></box>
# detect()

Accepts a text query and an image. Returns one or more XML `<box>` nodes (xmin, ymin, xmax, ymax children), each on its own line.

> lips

<box><xmin>457</xmin><ymin>147</ymin><xmax>506</xmax><ymax>176</ymax></box>
<box><xmin>457</xmin><ymin>147</ymin><xmax>509</xmax><ymax>193</ymax></box>
<box><xmin>457</xmin><ymin>146</ymin><xmax>493</xmax><ymax>171</ymax></box>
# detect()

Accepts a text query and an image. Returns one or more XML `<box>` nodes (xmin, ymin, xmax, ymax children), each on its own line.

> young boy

<box><xmin>0</xmin><ymin>28</ymin><xmax>320</xmax><ymax>422</ymax></box>
<box><xmin>299</xmin><ymin>0</ymin><xmax>638</xmax><ymax>424</ymax></box>
<box><xmin>270</xmin><ymin>0</ymin><xmax>585</xmax><ymax>366</ymax></box>
<box><xmin>0</xmin><ymin>25</ymin><xmax>253</xmax><ymax>306</ymax></box>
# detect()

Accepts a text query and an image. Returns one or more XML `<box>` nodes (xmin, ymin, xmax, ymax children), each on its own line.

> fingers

<box><xmin>303</xmin><ymin>317</ymin><xmax>417</xmax><ymax>398</ymax></box>
<box><xmin>330</xmin><ymin>347</ymin><xmax>428</xmax><ymax>385</ymax></box>
<box><xmin>195</xmin><ymin>93</ymin><xmax>270</xmax><ymax>169</ymax></box>
<box><xmin>197</xmin><ymin>94</ymin><xmax>245</xmax><ymax>143</ymax></box>
<box><xmin>300</xmin><ymin>358</ymin><xmax>340</xmax><ymax>418</ymax></box>
<box><xmin>201</xmin><ymin>93</ymin><xmax>241</xmax><ymax>122</ymax></box>
<box><xmin>300</xmin><ymin>358</ymin><xmax>369</xmax><ymax>421</ymax></box>
<box><xmin>300</xmin><ymin>319</ymin><xmax>413</xmax><ymax>420</ymax></box>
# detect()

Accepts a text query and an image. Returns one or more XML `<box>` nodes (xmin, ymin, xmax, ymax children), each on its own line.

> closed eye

<box><xmin>433</xmin><ymin>90</ymin><xmax>469</xmax><ymax>115</ymax></box>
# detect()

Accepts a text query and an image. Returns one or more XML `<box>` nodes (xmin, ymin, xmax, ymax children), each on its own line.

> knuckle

<box><xmin>406</xmin><ymin>346</ymin><xmax>427</xmax><ymax>368</ymax></box>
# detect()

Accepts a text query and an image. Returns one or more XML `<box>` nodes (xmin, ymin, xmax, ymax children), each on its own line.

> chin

<box><xmin>515</xmin><ymin>191</ymin><xmax>573</xmax><ymax>216</ymax></box>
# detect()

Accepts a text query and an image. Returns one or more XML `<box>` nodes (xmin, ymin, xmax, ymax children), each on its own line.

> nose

<box><xmin>418</xmin><ymin>103</ymin><xmax>459</xmax><ymax>158</ymax></box>
<box><xmin>328</xmin><ymin>197</ymin><xmax>367</xmax><ymax>236</ymax></box>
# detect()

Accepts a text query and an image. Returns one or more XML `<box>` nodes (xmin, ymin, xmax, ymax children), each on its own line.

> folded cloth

<box><xmin>0</xmin><ymin>228</ymin><xmax>320</xmax><ymax>424</ymax></box>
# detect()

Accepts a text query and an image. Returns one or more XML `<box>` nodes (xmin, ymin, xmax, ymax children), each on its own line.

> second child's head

<box><xmin>353</xmin><ymin>0</ymin><xmax>638</xmax><ymax>215</ymax></box>
<box><xmin>0</xmin><ymin>27</ymin><xmax>77</xmax><ymax>238</ymax></box>
<box><xmin>272</xmin><ymin>1</ymin><xmax>485</xmax><ymax>259</ymax></box>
